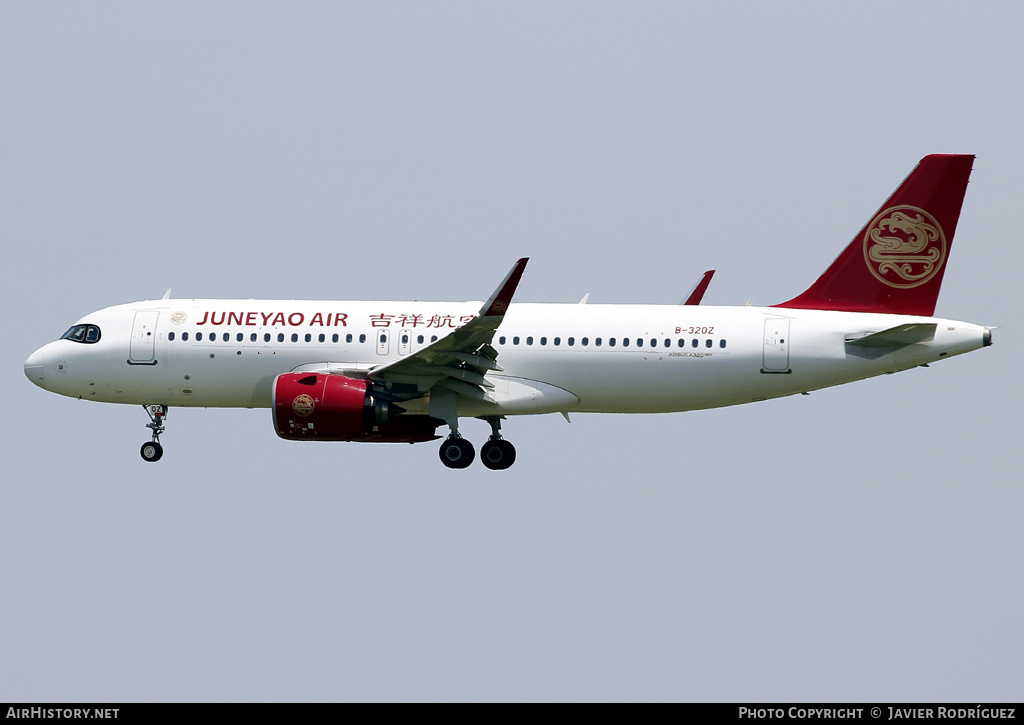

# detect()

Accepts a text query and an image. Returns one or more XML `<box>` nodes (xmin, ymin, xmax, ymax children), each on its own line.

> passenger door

<box><xmin>129</xmin><ymin>311</ymin><xmax>160</xmax><ymax>364</ymax></box>
<box><xmin>762</xmin><ymin>318</ymin><xmax>791</xmax><ymax>373</ymax></box>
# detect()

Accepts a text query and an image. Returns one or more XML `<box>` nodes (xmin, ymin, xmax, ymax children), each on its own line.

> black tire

<box><xmin>140</xmin><ymin>441</ymin><xmax>164</xmax><ymax>462</ymax></box>
<box><xmin>439</xmin><ymin>437</ymin><xmax>475</xmax><ymax>469</ymax></box>
<box><xmin>481</xmin><ymin>439</ymin><xmax>516</xmax><ymax>470</ymax></box>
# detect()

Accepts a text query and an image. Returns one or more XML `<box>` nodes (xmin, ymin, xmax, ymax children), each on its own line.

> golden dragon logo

<box><xmin>863</xmin><ymin>205</ymin><xmax>946</xmax><ymax>289</ymax></box>
<box><xmin>292</xmin><ymin>394</ymin><xmax>316</xmax><ymax>417</ymax></box>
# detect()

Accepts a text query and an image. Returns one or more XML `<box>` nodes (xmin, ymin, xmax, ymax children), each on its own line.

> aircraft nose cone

<box><xmin>25</xmin><ymin>347</ymin><xmax>47</xmax><ymax>388</ymax></box>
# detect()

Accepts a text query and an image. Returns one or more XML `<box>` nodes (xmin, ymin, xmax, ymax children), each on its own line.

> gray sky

<box><xmin>2</xmin><ymin>1</ymin><xmax>1021</xmax><ymax>702</ymax></box>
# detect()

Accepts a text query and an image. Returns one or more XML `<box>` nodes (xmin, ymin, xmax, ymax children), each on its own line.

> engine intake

<box><xmin>272</xmin><ymin>373</ymin><xmax>439</xmax><ymax>443</ymax></box>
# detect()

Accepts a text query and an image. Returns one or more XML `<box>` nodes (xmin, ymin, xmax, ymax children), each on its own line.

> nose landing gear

<box><xmin>140</xmin><ymin>404</ymin><xmax>167</xmax><ymax>462</ymax></box>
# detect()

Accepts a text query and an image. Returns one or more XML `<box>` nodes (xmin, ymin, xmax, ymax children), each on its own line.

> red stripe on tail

<box><xmin>775</xmin><ymin>154</ymin><xmax>974</xmax><ymax>316</ymax></box>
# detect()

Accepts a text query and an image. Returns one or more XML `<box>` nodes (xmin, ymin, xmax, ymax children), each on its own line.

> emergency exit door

<box><xmin>376</xmin><ymin>328</ymin><xmax>390</xmax><ymax>355</ymax></box>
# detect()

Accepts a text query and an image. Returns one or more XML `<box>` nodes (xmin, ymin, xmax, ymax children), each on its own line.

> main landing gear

<box><xmin>480</xmin><ymin>416</ymin><xmax>515</xmax><ymax>471</ymax></box>
<box><xmin>437</xmin><ymin>416</ymin><xmax>517</xmax><ymax>471</ymax></box>
<box><xmin>439</xmin><ymin>434</ymin><xmax>475</xmax><ymax>469</ymax></box>
<box><xmin>140</xmin><ymin>404</ymin><xmax>167</xmax><ymax>462</ymax></box>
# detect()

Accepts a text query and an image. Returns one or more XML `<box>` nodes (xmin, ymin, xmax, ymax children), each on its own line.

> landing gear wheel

<box><xmin>481</xmin><ymin>439</ymin><xmax>516</xmax><ymax>470</ymax></box>
<box><xmin>140</xmin><ymin>441</ymin><xmax>164</xmax><ymax>462</ymax></box>
<box><xmin>439</xmin><ymin>437</ymin><xmax>475</xmax><ymax>469</ymax></box>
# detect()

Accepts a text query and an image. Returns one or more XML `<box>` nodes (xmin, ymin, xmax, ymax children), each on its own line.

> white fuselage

<box><xmin>25</xmin><ymin>298</ymin><xmax>990</xmax><ymax>418</ymax></box>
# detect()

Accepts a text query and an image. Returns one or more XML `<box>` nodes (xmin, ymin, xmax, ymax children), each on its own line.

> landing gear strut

<box><xmin>480</xmin><ymin>416</ymin><xmax>516</xmax><ymax>471</ymax></box>
<box><xmin>140</xmin><ymin>404</ymin><xmax>167</xmax><ymax>462</ymax></box>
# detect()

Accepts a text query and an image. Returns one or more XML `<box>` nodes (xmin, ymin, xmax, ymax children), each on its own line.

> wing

<box><xmin>367</xmin><ymin>258</ymin><xmax>529</xmax><ymax>404</ymax></box>
<box><xmin>680</xmin><ymin>270</ymin><xmax>715</xmax><ymax>305</ymax></box>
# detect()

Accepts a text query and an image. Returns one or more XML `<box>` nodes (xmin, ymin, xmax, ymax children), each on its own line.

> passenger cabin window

<box><xmin>182</xmin><ymin>332</ymin><xmax>189</xmax><ymax>341</ymax></box>
<box><xmin>196</xmin><ymin>332</ymin><xmax>204</xmax><ymax>341</ymax></box>
<box><xmin>168</xmin><ymin>332</ymin><xmax>175</xmax><ymax>341</ymax></box>
<box><xmin>223</xmin><ymin>333</ymin><xmax>230</xmax><ymax>342</ymax></box>
<box><xmin>264</xmin><ymin>333</ymin><xmax>271</xmax><ymax>342</ymax></box>
<box><xmin>251</xmin><ymin>333</ymin><xmax>257</xmax><ymax>342</ymax></box>
<box><xmin>720</xmin><ymin>340</ymin><xmax>727</xmax><ymax>348</ymax></box>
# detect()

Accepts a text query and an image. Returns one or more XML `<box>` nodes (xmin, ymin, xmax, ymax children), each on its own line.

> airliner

<box><xmin>24</xmin><ymin>154</ymin><xmax>991</xmax><ymax>470</ymax></box>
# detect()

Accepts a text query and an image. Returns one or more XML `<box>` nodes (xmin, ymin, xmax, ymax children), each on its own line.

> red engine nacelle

<box><xmin>272</xmin><ymin>373</ymin><xmax>440</xmax><ymax>443</ymax></box>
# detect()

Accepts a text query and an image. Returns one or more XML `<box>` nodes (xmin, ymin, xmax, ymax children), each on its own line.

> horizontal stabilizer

<box><xmin>845</xmin><ymin>323</ymin><xmax>936</xmax><ymax>348</ymax></box>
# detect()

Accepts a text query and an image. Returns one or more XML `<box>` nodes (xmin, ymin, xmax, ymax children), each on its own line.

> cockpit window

<box><xmin>61</xmin><ymin>325</ymin><xmax>102</xmax><ymax>344</ymax></box>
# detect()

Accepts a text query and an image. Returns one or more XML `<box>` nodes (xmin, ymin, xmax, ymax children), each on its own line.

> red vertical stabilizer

<box><xmin>775</xmin><ymin>154</ymin><xmax>974</xmax><ymax>316</ymax></box>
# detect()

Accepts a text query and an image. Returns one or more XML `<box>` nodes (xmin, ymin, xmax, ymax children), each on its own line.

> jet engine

<box><xmin>272</xmin><ymin>373</ymin><xmax>440</xmax><ymax>443</ymax></box>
